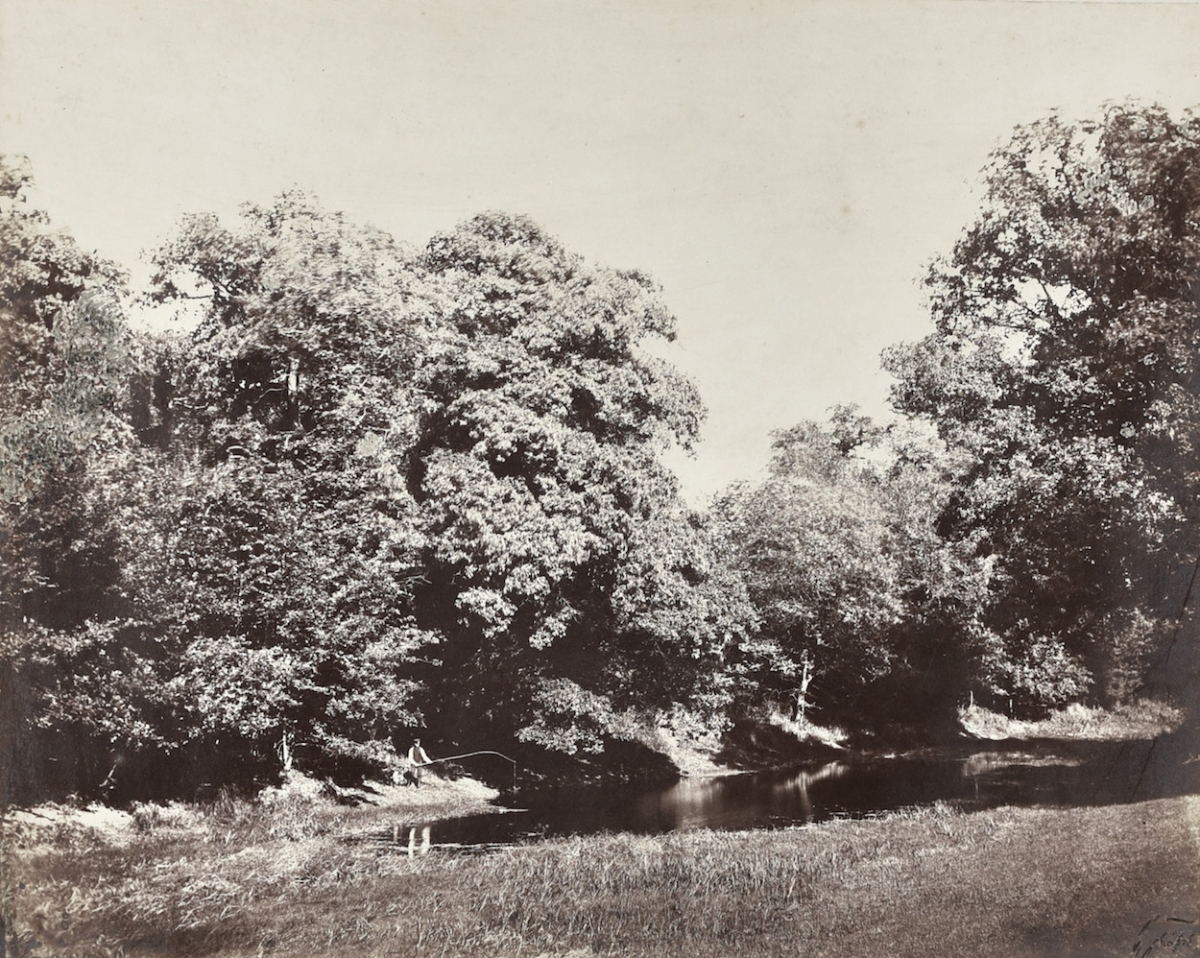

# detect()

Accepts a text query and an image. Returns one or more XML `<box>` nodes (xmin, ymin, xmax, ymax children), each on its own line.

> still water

<box><xmin>382</xmin><ymin>739</ymin><xmax>1195</xmax><ymax>853</ymax></box>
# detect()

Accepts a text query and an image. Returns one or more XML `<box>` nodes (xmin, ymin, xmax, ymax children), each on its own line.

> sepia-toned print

<box><xmin>1</xmin><ymin>2</ymin><xmax>1197</xmax><ymax>956</ymax></box>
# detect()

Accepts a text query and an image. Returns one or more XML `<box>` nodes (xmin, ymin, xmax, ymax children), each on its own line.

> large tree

<box><xmin>411</xmin><ymin>212</ymin><xmax>749</xmax><ymax>759</ymax></box>
<box><xmin>884</xmin><ymin>103</ymin><xmax>1200</xmax><ymax>712</ymax></box>
<box><xmin>141</xmin><ymin>192</ymin><xmax>436</xmax><ymax>781</ymax></box>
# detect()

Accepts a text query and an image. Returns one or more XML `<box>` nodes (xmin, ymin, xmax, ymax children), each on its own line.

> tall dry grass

<box><xmin>10</xmin><ymin>793</ymin><xmax>1198</xmax><ymax>957</ymax></box>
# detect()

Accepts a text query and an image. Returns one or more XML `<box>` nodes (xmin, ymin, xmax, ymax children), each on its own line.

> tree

<box><xmin>0</xmin><ymin>155</ymin><xmax>130</xmax><ymax>517</ymax></box>
<box><xmin>884</xmin><ymin>103</ymin><xmax>1200</xmax><ymax>712</ymax></box>
<box><xmin>714</xmin><ymin>407</ymin><xmax>982</xmax><ymax>729</ymax></box>
<box><xmin>0</xmin><ymin>156</ymin><xmax>149</xmax><ymax>801</ymax></box>
<box><xmin>142</xmin><ymin>192</ymin><xmax>436</xmax><ymax>782</ymax></box>
<box><xmin>6</xmin><ymin>187</ymin><xmax>751</xmax><ymax>797</ymax></box>
<box><xmin>148</xmin><ymin>202</ymin><xmax>742</xmax><ymax>781</ymax></box>
<box><xmin>411</xmin><ymin>212</ymin><xmax>748</xmax><ymax>759</ymax></box>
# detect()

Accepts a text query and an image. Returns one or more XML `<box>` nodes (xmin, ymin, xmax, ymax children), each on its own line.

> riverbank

<box><xmin>5</xmin><ymin>767</ymin><xmax>503</xmax><ymax>846</ymax></box>
<box><xmin>8</xmin><ymin>785</ymin><xmax>1198</xmax><ymax>957</ymax></box>
<box><xmin>957</xmin><ymin>699</ymin><xmax>1185</xmax><ymax>742</ymax></box>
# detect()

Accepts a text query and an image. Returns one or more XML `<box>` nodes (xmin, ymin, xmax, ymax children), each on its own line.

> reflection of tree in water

<box><xmin>768</xmin><ymin>763</ymin><xmax>850</xmax><ymax>823</ymax></box>
<box><xmin>960</xmin><ymin>752</ymin><xmax>1081</xmax><ymax>778</ymax></box>
<box><xmin>375</xmin><ymin>747</ymin><xmax>1162</xmax><ymax>850</ymax></box>
<box><xmin>647</xmin><ymin>762</ymin><xmax>852</xmax><ymax>829</ymax></box>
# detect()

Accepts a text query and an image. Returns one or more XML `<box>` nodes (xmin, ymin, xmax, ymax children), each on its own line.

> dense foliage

<box><xmin>4</xmin><ymin>102</ymin><xmax>1198</xmax><ymax>801</ymax></box>
<box><xmin>710</xmin><ymin>103</ymin><xmax>1199</xmax><ymax>724</ymax></box>
<box><xmin>0</xmin><ymin>157</ymin><xmax>147</xmax><ymax>801</ymax></box>
<box><xmin>1</xmin><ymin>180</ymin><xmax>750</xmax><ymax>800</ymax></box>
<box><xmin>884</xmin><ymin>103</ymin><xmax>1200</xmax><ymax>712</ymax></box>
<box><xmin>715</xmin><ymin>408</ymin><xmax>988</xmax><ymax>730</ymax></box>
<box><xmin>411</xmin><ymin>213</ymin><xmax>750</xmax><ymax>757</ymax></box>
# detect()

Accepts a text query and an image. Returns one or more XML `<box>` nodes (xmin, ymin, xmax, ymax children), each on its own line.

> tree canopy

<box><xmin>410</xmin><ymin>212</ymin><xmax>748</xmax><ymax>757</ymax></box>
<box><xmin>5</xmin><ymin>103</ymin><xmax>1200</xmax><ymax>801</ymax></box>
<box><xmin>714</xmin><ymin>407</ymin><xmax>985</xmax><ymax>729</ymax></box>
<box><xmin>884</xmin><ymin>103</ymin><xmax>1200</xmax><ymax>711</ymax></box>
<box><xmin>3</xmin><ymin>186</ymin><xmax>749</xmax><ymax>800</ymax></box>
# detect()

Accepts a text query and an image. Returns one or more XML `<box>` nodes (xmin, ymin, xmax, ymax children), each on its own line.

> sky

<box><xmin>3</xmin><ymin>0</ymin><xmax>1200</xmax><ymax>501</ymax></box>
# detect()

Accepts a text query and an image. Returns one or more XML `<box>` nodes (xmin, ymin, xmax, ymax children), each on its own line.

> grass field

<box><xmin>6</xmin><ymin>775</ymin><xmax>1198</xmax><ymax>958</ymax></box>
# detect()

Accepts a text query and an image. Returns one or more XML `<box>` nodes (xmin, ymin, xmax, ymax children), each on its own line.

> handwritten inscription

<box><xmin>1133</xmin><ymin>916</ymin><xmax>1200</xmax><ymax>958</ymax></box>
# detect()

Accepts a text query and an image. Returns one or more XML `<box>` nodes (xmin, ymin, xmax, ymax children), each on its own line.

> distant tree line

<box><xmin>3</xmin><ymin>102</ymin><xmax>1197</xmax><ymax>802</ymax></box>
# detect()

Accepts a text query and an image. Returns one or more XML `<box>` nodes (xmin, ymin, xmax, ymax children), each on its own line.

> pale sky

<box><xmin>3</xmin><ymin>0</ymin><xmax>1200</xmax><ymax>501</ymax></box>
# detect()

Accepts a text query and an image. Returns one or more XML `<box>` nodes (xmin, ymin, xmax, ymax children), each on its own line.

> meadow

<box><xmin>7</xmin><ymin>775</ymin><xmax>1198</xmax><ymax>958</ymax></box>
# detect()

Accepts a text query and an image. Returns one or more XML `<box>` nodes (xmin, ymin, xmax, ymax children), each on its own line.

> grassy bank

<box><xmin>958</xmin><ymin>699</ymin><xmax>1185</xmax><ymax>742</ymax></box>
<box><xmin>7</xmin><ymin>785</ymin><xmax>1198</xmax><ymax>958</ymax></box>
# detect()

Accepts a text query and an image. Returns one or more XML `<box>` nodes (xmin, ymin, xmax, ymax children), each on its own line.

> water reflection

<box><xmin>375</xmin><ymin>740</ymin><xmax>1196</xmax><ymax>853</ymax></box>
<box><xmin>769</xmin><ymin>762</ymin><xmax>850</xmax><ymax>822</ymax></box>
<box><xmin>960</xmin><ymin>751</ymin><xmax>1082</xmax><ymax>777</ymax></box>
<box><xmin>634</xmin><ymin>762</ymin><xmax>853</xmax><ymax>830</ymax></box>
<box><xmin>390</xmin><ymin>823</ymin><xmax>432</xmax><ymax>855</ymax></box>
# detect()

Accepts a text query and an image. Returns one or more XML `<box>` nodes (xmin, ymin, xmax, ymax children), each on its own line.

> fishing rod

<box><xmin>413</xmin><ymin>749</ymin><xmax>519</xmax><ymax>791</ymax></box>
<box><xmin>419</xmin><ymin>750</ymin><xmax>517</xmax><ymax>767</ymax></box>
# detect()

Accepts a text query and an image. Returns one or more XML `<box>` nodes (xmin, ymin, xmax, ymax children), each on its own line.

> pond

<box><xmin>379</xmin><ymin>738</ymin><xmax>1197</xmax><ymax>854</ymax></box>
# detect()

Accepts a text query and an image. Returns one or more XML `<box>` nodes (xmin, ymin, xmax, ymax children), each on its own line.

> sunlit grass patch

<box><xmin>767</xmin><ymin>710</ymin><xmax>849</xmax><ymax>749</ymax></box>
<box><xmin>958</xmin><ymin>698</ymin><xmax>1184</xmax><ymax>741</ymax></box>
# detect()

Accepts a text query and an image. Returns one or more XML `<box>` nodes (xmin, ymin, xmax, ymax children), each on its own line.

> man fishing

<box><xmin>391</xmin><ymin>740</ymin><xmax>518</xmax><ymax>790</ymax></box>
<box><xmin>407</xmin><ymin>738</ymin><xmax>432</xmax><ymax>787</ymax></box>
